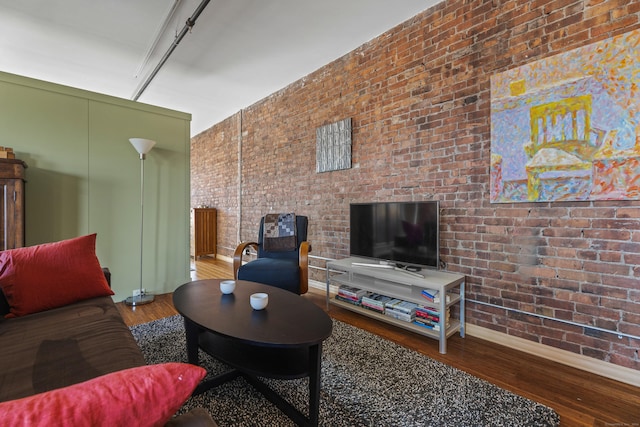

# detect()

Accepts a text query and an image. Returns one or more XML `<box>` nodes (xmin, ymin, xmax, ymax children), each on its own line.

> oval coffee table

<box><xmin>173</xmin><ymin>279</ymin><xmax>333</xmax><ymax>427</ymax></box>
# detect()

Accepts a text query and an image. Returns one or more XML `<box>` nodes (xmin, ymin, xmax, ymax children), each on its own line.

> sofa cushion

<box><xmin>0</xmin><ymin>362</ymin><xmax>206</xmax><ymax>427</ymax></box>
<box><xmin>0</xmin><ymin>234</ymin><xmax>113</xmax><ymax>318</ymax></box>
<box><xmin>165</xmin><ymin>407</ymin><xmax>219</xmax><ymax>427</ymax></box>
<box><xmin>0</xmin><ymin>296</ymin><xmax>146</xmax><ymax>402</ymax></box>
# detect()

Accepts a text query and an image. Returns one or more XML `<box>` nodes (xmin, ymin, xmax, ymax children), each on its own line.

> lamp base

<box><xmin>124</xmin><ymin>293</ymin><xmax>155</xmax><ymax>306</ymax></box>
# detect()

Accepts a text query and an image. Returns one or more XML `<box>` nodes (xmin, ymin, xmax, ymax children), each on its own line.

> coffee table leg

<box><xmin>183</xmin><ymin>317</ymin><xmax>200</xmax><ymax>365</ymax></box>
<box><xmin>241</xmin><ymin>344</ymin><xmax>323</xmax><ymax>427</ymax></box>
<box><xmin>308</xmin><ymin>343</ymin><xmax>322</xmax><ymax>427</ymax></box>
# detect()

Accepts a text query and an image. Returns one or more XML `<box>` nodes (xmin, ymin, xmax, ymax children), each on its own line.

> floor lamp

<box><xmin>125</xmin><ymin>138</ymin><xmax>156</xmax><ymax>306</ymax></box>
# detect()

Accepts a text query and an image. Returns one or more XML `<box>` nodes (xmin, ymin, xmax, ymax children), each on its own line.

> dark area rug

<box><xmin>130</xmin><ymin>315</ymin><xmax>559</xmax><ymax>427</ymax></box>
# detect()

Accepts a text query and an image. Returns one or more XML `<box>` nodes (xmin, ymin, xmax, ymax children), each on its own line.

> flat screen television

<box><xmin>350</xmin><ymin>201</ymin><xmax>440</xmax><ymax>270</ymax></box>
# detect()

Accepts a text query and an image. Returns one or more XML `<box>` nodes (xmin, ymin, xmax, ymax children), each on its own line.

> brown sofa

<box><xmin>0</xmin><ymin>271</ymin><xmax>144</xmax><ymax>401</ymax></box>
<box><xmin>0</xmin><ymin>269</ymin><xmax>216</xmax><ymax>426</ymax></box>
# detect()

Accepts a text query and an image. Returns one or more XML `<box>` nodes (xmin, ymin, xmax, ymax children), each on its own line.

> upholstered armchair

<box><xmin>233</xmin><ymin>215</ymin><xmax>310</xmax><ymax>294</ymax></box>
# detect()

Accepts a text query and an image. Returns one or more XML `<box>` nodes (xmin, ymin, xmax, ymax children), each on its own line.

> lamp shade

<box><xmin>129</xmin><ymin>138</ymin><xmax>156</xmax><ymax>155</ymax></box>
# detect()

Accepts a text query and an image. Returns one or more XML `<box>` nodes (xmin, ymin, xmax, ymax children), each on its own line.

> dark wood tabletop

<box><xmin>173</xmin><ymin>279</ymin><xmax>333</xmax><ymax>426</ymax></box>
<box><xmin>173</xmin><ymin>279</ymin><xmax>333</xmax><ymax>348</ymax></box>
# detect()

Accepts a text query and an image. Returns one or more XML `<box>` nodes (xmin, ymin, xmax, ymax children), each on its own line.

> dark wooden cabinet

<box><xmin>191</xmin><ymin>208</ymin><xmax>216</xmax><ymax>259</ymax></box>
<box><xmin>0</xmin><ymin>159</ymin><xmax>27</xmax><ymax>250</ymax></box>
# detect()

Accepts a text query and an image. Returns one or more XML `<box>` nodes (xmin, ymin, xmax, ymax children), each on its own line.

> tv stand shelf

<box><xmin>326</xmin><ymin>257</ymin><xmax>465</xmax><ymax>354</ymax></box>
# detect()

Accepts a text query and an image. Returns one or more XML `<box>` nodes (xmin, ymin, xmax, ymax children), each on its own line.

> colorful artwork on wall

<box><xmin>490</xmin><ymin>29</ymin><xmax>640</xmax><ymax>203</ymax></box>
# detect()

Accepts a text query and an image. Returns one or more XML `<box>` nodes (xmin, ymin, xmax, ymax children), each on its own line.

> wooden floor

<box><xmin>116</xmin><ymin>257</ymin><xmax>640</xmax><ymax>427</ymax></box>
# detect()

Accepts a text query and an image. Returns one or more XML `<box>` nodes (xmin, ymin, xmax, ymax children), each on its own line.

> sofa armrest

<box><xmin>164</xmin><ymin>408</ymin><xmax>218</xmax><ymax>427</ymax></box>
<box><xmin>0</xmin><ymin>288</ymin><xmax>9</xmax><ymax>317</ymax></box>
<box><xmin>102</xmin><ymin>267</ymin><xmax>111</xmax><ymax>288</ymax></box>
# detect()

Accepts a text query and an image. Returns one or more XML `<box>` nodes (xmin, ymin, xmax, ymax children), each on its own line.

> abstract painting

<box><xmin>316</xmin><ymin>118</ymin><xmax>352</xmax><ymax>173</ymax></box>
<box><xmin>490</xmin><ymin>29</ymin><xmax>640</xmax><ymax>202</ymax></box>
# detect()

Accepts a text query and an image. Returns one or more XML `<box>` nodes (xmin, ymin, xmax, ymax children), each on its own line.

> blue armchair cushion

<box><xmin>237</xmin><ymin>258</ymin><xmax>300</xmax><ymax>294</ymax></box>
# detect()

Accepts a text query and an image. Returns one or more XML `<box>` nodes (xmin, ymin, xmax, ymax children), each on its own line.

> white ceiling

<box><xmin>0</xmin><ymin>1</ymin><xmax>437</xmax><ymax>136</ymax></box>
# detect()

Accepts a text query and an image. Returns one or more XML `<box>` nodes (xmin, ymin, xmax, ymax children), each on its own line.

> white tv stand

<box><xmin>326</xmin><ymin>257</ymin><xmax>465</xmax><ymax>354</ymax></box>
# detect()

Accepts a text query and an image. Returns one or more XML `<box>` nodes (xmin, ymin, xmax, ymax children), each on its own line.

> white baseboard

<box><xmin>214</xmin><ymin>254</ymin><xmax>233</xmax><ymax>264</ymax></box>
<box><xmin>309</xmin><ymin>279</ymin><xmax>334</xmax><ymax>293</ymax></box>
<box><xmin>466</xmin><ymin>324</ymin><xmax>640</xmax><ymax>387</ymax></box>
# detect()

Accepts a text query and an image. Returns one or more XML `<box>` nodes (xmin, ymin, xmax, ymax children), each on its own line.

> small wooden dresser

<box><xmin>0</xmin><ymin>158</ymin><xmax>27</xmax><ymax>250</ymax></box>
<box><xmin>191</xmin><ymin>207</ymin><xmax>217</xmax><ymax>259</ymax></box>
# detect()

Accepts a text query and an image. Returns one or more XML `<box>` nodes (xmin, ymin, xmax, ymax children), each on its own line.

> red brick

<box><xmin>191</xmin><ymin>0</ymin><xmax>640</xmax><ymax>372</ymax></box>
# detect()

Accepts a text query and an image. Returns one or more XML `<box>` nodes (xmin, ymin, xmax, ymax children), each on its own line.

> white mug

<box><xmin>250</xmin><ymin>293</ymin><xmax>268</xmax><ymax>310</ymax></box>
<box><xmin>220</xmin><ymin>280</ymin><xmax>236</xmax><ymax>294</ymax></box>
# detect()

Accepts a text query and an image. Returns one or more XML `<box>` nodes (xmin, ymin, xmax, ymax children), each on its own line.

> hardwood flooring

<box><xmin>116</xmin><ymin>257</ymin><xmax>640</xmax><ymax>427</ymax></box>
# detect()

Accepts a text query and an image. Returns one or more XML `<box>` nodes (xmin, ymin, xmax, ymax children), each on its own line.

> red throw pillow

<box><xmin>0</xmin><ymin>363</ymin><xmax>206</xmax><ymax>427</ymax></box>
<box><xmin>0</xmin><ymin>234</ymin><xmax>114</xmax><ymax>318</ymax></box>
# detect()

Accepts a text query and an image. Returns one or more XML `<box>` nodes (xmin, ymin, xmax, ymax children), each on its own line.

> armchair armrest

<box><xmin>232</xmin><ymin>242</ymin><xmax>259</xmax><ymax>280</ymax></box>
<box><xmin>298</xmin><ymin>241</ymin><xmax>311</xmax><ymax>294</ymax></box>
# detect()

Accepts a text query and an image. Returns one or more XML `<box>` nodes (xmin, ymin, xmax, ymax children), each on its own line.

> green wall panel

<box><xmin>88</xmin><ymin>102</ymin><xmax>191</xmax><ymax>298</ymax></box>
<box><xmin>0</xmin><ymin>80</ymin><xmax>90</xmax><ymax>242</ymax></box>
<box><xmin>0</xmin><ymin>71</ymin><xmax>191</xmax><ymax>302</ymax></box>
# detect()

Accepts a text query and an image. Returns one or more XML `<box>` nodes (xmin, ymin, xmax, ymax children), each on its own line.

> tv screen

<box><xmin>350</xmin><ymin>201</ymin><xmax>440</xmax><ymax>270</ymax></box>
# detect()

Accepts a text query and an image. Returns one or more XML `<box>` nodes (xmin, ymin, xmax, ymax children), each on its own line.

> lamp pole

<box><xmin>125</xmin><ymin>138</ymin><xmax>156</xmax><ymax>306</ymax></box>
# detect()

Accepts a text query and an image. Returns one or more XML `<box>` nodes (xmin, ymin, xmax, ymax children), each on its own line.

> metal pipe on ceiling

<box><xmin>132</xmin><ymin>0</ymin><xmax>210</xmax><ymax>101</ymax></box>
<box><xmin>134</xmin><ymin>0</ymin><xmax>183</xmax><ymax>79</ymax></box>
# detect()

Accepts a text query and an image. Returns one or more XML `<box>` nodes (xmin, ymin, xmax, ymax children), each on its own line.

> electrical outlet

<box><xmin>244</xmin><ymin>248</ymin><xmax>250</xmax><ymax>255</ymax></box>
<box><xmin>133</xmin><ymin>288</ymin><xmax>145</xmax><ymax>297</ymax></box>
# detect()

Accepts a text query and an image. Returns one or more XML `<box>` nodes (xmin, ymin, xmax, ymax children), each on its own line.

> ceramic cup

<box><xmin>250</xmin><ymin>292</ymin><xmax>268</xmax><ymax>310</ymax></box>
<box><xmin>220</xmin><ymin>280</ymin><xmax>236</xmax><ymax>294</ymax></box>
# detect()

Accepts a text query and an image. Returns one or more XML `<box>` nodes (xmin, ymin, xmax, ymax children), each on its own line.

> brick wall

<box><xmin>191</xmin><ymin>114</ymin><xmax>240</xmax><ymax>254</ymax></box>
<box><xmin>192</xmin><ymin>0</ymin><xmax>640</xmax><ymax>370</ymax></box>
